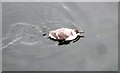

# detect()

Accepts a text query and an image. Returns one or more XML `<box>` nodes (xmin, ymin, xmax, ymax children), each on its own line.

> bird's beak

<box><xmin>80</xmin><ymin>31</ymin><xmax>84</xmax><ymax>34</ymax></box>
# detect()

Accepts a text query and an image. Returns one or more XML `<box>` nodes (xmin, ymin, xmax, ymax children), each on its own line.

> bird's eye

<box><xmin>74</xmin><ymin>29</ymin><xmax>79</xmax><ymax>33</ymax></box>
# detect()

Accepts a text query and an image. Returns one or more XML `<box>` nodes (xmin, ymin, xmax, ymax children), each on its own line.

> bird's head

<box><xmin>74</xmin><ymin>29</ymin><xmax>84</xmax><ymax>35</ymax></box>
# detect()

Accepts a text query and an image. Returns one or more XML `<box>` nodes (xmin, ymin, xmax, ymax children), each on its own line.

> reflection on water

<box><xmin>2</xmin><ymin>2</ymin><xmax>118</xmax><ymax>71</ymax></box>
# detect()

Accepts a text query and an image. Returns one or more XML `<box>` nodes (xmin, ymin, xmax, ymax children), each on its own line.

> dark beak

<box><xmin>80</xmin><ymin>31</ymin><xmax>84</xmax><ymax>34</ymax></box>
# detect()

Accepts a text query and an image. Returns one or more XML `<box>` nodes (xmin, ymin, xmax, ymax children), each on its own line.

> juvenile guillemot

<box><xmin>43</xmin><ymin>28</ymin><xmax>84</xmax><ymax>45</ymax></box>
<box><xmin>48</xmin><ymin>28</ymin><xmax>84</xmax><ymax>41</ymax></box>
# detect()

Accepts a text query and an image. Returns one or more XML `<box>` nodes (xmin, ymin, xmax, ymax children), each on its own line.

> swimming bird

<box><xmin>48</xmin><ymin>28</ymin><xmax>84</xmax><ymax>41</ymax></box>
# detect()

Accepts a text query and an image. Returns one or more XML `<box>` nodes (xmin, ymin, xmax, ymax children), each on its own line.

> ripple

<box><xmin>2</xmin><ymin>3</ymin><xmax>81</xmax><ymax>57</ymax></box>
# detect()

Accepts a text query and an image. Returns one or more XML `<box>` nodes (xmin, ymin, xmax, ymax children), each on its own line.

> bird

<box><xmin>48</xmin><ymin>28</ymin><xmax>84</xmax><ymax>41</ymax></box>
<box><xmin>42</xmin><ymin>27</ymin><xmax>84</xmax><ymax>45</ymax></box>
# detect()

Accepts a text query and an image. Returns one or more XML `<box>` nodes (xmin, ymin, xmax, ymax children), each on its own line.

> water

<box><xmin>2</xmin><ymin>2</ymin><xmax>118</xmax><ymax>71</ymax></box>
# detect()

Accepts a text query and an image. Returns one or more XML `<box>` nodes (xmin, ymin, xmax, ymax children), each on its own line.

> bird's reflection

<box><xmin>48</xmin><ymin>35</ymin><xmax>85</xmax><ymax>46</ymax></box>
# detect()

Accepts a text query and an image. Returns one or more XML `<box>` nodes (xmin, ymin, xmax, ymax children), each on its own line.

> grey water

<box><xmin>2</xmin><ymin>2</ymin><xmax>118</xmax><ymax>71</ymax></box>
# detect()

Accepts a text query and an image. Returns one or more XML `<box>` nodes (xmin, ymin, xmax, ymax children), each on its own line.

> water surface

<box><xmin>2</xmin><ymin>2</ymin><xmax>118</xmax><ymax>71</ymax></box>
